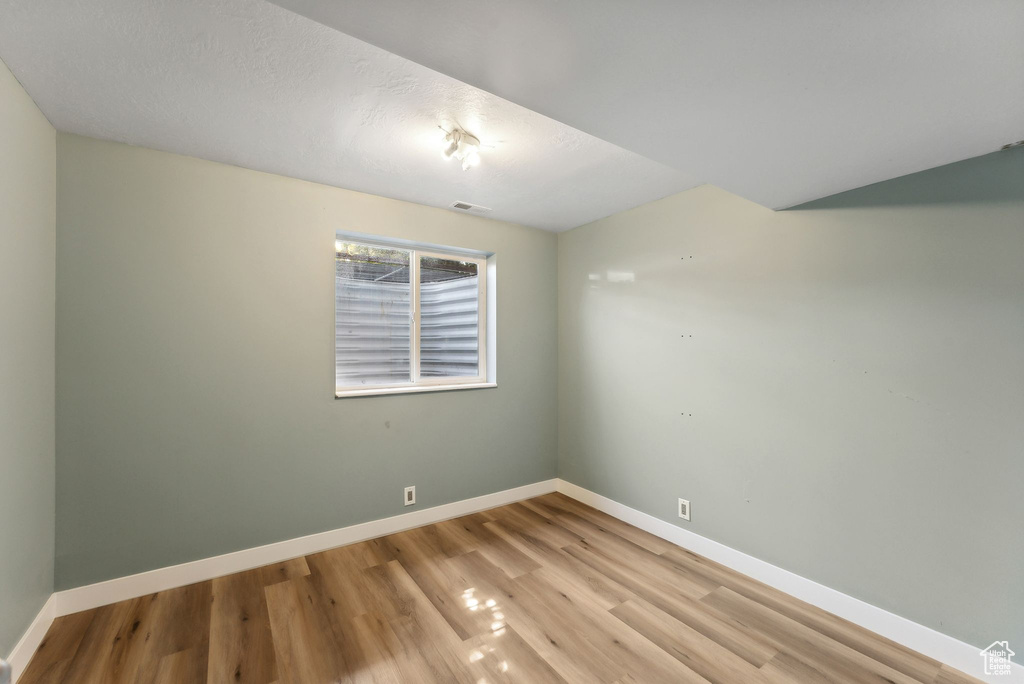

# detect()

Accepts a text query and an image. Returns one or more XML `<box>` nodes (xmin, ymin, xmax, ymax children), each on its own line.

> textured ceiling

<box><xmin>273</xmin><ymin>0</ymin><xmax>1024</xmax><ymax>209</ymax></box>
<box><xmin>0</xmin><ymin>0</ymin><xmax>697</xmax><ymax>231</ymax></box>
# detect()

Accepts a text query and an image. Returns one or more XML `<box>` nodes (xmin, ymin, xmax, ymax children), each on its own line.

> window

<box><xmin>335</xmin><ymin>235</ymin><xmax>491</xmax><ymax>397</ymax></box>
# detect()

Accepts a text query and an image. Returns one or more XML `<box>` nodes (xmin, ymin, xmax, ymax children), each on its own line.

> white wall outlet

<box><xmin>1</xmin><ymin>658</ymin><xmax>11</xmax><ymax>684</ymax></box>
<box><xmin>404</xmin><ymin>486</ymin><xmax>416</xmax><ymax>506</ymax></box>
<box><xmin>678</xmin><ymin>498</ymin><xmax>691</xmax><ymax>521</ymax></box>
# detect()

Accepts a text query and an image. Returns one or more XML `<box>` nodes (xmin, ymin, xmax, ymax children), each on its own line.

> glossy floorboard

<box><xmin>21</xmin><ymin>493</ymin><xmax>982</xmax><ymax>684</ymax></box>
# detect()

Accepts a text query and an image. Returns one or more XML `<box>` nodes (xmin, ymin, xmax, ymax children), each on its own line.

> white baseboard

<box><xmin>6</xmin><ymin>594</ymin><xmax>55</xmax><ymax>683</ymax></box>
<box><xmin>555</xmin><ymin>478</ymin><xmax>1022</xmax><ymax>683</ymax></box>
<box><xmin>11</xmin><ymin>477</ymin><xmax>1017</xmax><ymax>682</ymax></box>
<box><xmin>53</xmin><ymin>479</ymin><xmax>557</xmax><ymax>618</ymax></box>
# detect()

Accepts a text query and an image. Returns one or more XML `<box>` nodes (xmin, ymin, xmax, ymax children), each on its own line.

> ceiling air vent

<box><xmin>449</xmin><ymin>201</ymin><xmax>492</xmax><ymax>215</ymax></box>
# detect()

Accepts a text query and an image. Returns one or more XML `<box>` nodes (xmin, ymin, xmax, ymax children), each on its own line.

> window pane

<box><xmin>335</xmin><ymin>242</ymin><xmax>411</xmax><ymax>387</ymax></box>
<box><xmin>419</xmin><ymin>255</ymin><xmax>480</xmax><ymax>378</ymax></box>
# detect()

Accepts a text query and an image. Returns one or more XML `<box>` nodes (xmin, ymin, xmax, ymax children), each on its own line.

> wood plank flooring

<box><xmin>21</xmin><ymin>493</ymin><xmax>983</xmax><ymax>683</ymax></box>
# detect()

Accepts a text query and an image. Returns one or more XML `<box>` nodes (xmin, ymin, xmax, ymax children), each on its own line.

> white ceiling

<box><xmin>272</xmin><ymin>0</ymin><xmax>1024</xmax><ymax>209</ymax></box>
<box><xmin>0</xmin><ymin>0</ymin><xmax>697</xmax><ymax>232</ymax></box>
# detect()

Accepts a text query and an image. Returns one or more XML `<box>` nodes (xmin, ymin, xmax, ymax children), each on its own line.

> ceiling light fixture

<box><xmin>440</xmin><ymin>125</ymin><xmax>482</xmax><ymax>170</ymax></box>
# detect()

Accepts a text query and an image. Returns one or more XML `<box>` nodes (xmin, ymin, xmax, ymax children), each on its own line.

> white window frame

<box><xmin>335</xmin><ymin>236</ymin><xmax>494</xmax><ymax>398</ymax></box>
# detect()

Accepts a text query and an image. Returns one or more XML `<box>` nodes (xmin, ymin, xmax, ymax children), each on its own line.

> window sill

<box><xmin>335</xmin><ymin>382</ymin><xmax>497</xmax><ymax>399</ymax></box>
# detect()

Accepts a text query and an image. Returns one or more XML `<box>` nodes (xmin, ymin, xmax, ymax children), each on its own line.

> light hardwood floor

<box><xmin>21</xmin><ymin>493</ymin><xmax>982</xmax><ymax>683</ymax></box>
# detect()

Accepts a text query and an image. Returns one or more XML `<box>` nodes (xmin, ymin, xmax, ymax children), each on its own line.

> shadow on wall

<box><xmin>786</xmin><ymin>146</ymin><xmax>1024</xmax><ymax>210</ymax></box>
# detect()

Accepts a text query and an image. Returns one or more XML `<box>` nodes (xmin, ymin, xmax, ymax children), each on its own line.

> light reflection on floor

<box><xmin>462</xmin><ymin>586</ymin><xmax>511</xmax><ymax>682</ymax></box>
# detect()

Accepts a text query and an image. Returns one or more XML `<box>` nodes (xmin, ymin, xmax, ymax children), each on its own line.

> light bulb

<box><xmin>441</xmin><ymin>127</ymin><xmax>483</xmax><ymax>169</ymax></box>
<box><xmin>461</xmin><ymin>149</ymin><xmax>481</xmax><ymax>170</ymax></box>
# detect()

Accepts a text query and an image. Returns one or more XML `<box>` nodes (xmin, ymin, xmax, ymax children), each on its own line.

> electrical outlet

<box><xmin>1</xmin><ymin>658</ymin><xmax>11</xmax><ymax>684</ymax></box>
<box><xmin>404</xmin><ymin>486</ymin><xmax>416</xmax><ymax>506</ymax></box>
<box><xmin>678</xmin><ymin>498</ymin><xmax>691</xmax><ymax>521</ymax></box>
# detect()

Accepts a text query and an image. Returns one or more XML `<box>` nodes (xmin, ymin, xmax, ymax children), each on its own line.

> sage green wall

<box><xmin>55</xmin><ymin>133</ymin><xmax>557</xmax><ymax>589</ymax></box>
<box><xmin>0</xmin><ymin>59</ymin><xmax>55</xmax><ymax>656</ymax></box>
<box><xmin>558</xmin><ymin>148</ymin><xmax>1024</xmax><ymax>651</ymax></box>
